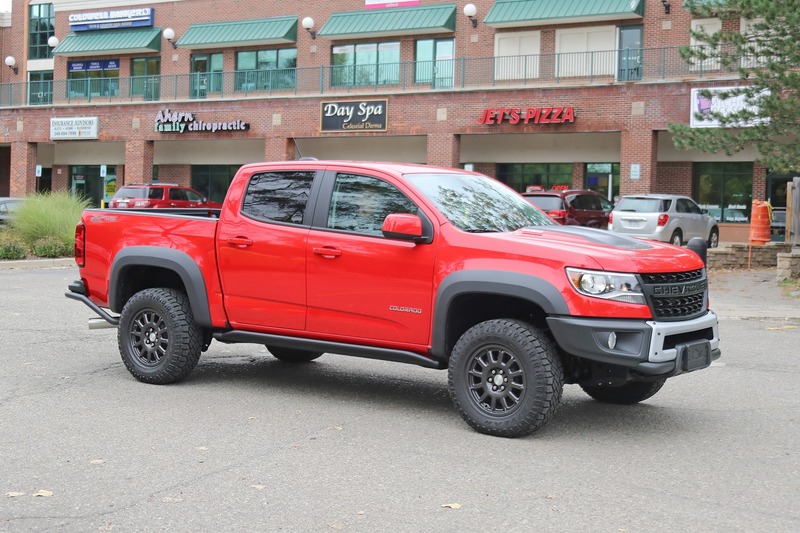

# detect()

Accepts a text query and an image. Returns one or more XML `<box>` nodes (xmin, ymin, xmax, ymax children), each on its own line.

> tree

<box><xmin>668</xmin><ymin>0</ymin><xmax>800</xmax><ymax>173</ymax></box>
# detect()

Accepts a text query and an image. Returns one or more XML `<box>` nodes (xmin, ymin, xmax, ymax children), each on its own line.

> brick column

<box><xmin>753</xmin><ymin>162</ymin><xmax>767</xmax><ymax>201</ymax></box>
<box><xmin>9</xmin><ymin>141</ymin><xmax>37</xmax><ymax>197</ymax></box>
<box><xmin>124</xmin><ymin>140</ymin><xmax>154</xmax><ymax>184</ymax></box>
<box><xmin>426</xmin><ymin>133</ymin><xmax>460</xmax><ymax>168</ymax></box>
<box><xmin>619</xmin><ymin>128</ymin><xmax>657</xmax><ymax>195</ymax></box>
<box><xmin>572</xmin><ymin>162</ymin><xmax>585</xmax><ymax>189</ymax></box>
<box><xmin>265</xmin><ymin>137</ymin><xmax>295</xmax><ymax>162</ymax></box>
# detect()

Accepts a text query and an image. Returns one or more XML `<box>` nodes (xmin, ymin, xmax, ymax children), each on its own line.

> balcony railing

<box><xmin>0</xmin><ymin>45</ymin><xmax>750</xmax><ymax>108</ymax></box>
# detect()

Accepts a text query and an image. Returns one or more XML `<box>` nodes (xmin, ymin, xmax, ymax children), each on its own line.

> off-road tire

<box><xmin>266</xmin><ymin>346</ymin><xmax>323</xmax><ymax>363</ymax></box>
<box><xmin>118</xmin><ymin>288</ymin><xmax>202</xmax><ymax>384</ymax></box>
<box><xmin>580</xmin><ymin>379</ymin><xmax>666</xmax><ymax>405</ymax></box>
<box><xmin>448</xmin><ymin>319</ymin><xmax>564</xmax><ymax>438</ymax></box>
<box><xmin>669</xmin><ymin>230</ymin><xmax>682</xmax><ymax>246</ymax></box>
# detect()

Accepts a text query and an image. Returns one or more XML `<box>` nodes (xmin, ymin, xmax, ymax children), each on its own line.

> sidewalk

<box><xmin>708</xmin><ymin>267</ymin><xmax>800</xmax><ymax>320</ymax></box>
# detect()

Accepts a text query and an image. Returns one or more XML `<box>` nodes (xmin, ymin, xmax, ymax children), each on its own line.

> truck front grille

<box><xmin>640</xmin><ymin>269</ymin><xmax>707</xmax><ymax>321</ymax></box>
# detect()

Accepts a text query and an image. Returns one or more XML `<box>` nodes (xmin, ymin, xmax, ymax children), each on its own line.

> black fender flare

<box><xmin>431</xmin><ymin>270</ymin><xmax>568</xmax><ymax>358</ymax></box>
<box><xmin>109</xmin><ymin>246</ymin><xmax>212</xmax><ymax>327</ymax></box>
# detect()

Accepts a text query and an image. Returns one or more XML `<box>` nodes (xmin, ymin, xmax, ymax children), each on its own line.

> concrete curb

<box><xmin>0</xmin><ymin>257</ymin><xmax>76</xmax><ymax>270</ymax></box>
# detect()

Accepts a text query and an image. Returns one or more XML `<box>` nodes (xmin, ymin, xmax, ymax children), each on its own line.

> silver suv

<box><xmin>609</xmin><ymin>194</ymin><xmax>719</xmax><ymax>248</ymax></box>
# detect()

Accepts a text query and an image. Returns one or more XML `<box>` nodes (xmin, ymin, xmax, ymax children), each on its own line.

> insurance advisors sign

<box><xmin>321</xmin><ymin>100</ymin><xmax>387</xmax><ymax>132</ymax></box>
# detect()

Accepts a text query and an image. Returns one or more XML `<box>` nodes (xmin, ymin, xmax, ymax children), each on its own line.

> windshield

<box><xmin>405</xmin><ymin>173</ymin><xmax>553</xmax><ymax>232</ymax></box>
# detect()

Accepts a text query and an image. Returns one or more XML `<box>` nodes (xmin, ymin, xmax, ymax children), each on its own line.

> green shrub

<box><xmin>31</xmin><ymin>236</ymin><xmax>73</xmax><ymax>258</ymax></box>
<box><xmin>10</xmin><ymin>191</ymin><xmax>90</xmax><ymax>251</ymax></box>
<box><xmin>0</xmin><ymin>236</ymin><xmax>28</xmax><ymax>260</ymax></box>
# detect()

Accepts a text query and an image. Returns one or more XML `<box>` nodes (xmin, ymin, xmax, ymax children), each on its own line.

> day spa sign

<box><xmin>321</xmin><ymin>100</ymin><xmax>387</xmax><ymax>132</ymax></box>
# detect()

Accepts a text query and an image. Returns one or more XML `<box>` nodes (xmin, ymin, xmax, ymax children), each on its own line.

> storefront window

<box><xmin>585</xmin><ymin>163</ymin><xmax>620</xmax><ymax>202</ymax></box>
<box><xmin>496</xmin><ymin>163</ymin><xmax>573</xmax><ymax>192</ymax></box>
<box><xmin>191</xmin><ymin>165</ymin><xmax>240</xmax><ymax>204</ymax></box>
<box><xmin>236</xmin><ymin>48</ymin><xmax>297</xmax><ymax>91</ymax></box>
<box><xmin>68</xmin><ymin>60</ymin><xmax>120</xmax><ymax>98</ymax></box>
<box><xmin>331</xmin><ymin>42</ymin><xmax>400</xmax><ymax>87</ymax></box>
<box><xmin>28</xmin><ymin>4</ymin><xmax>55</xmax><ymax>60</ymax></box>
<box><xmin>69</xmin><ymin>165</ymin><xmax>117</xmax><ymax>208</ymax></box>
<box><xmin>694</xmin><ymin>162</ymin><xmax>753</xmax><ymax>223</ymax></box>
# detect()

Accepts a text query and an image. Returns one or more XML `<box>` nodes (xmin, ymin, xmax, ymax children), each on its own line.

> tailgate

<box><xmin>613</xmin><ymin>212</ymin><xmax>660</xmax><ymax>235</ymax></box>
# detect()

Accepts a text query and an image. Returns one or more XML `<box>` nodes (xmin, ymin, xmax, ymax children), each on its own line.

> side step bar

<box><xmin>214</xmin><ymin>330</ymin><xmax>446</xmax><ymax>369</ymax></box>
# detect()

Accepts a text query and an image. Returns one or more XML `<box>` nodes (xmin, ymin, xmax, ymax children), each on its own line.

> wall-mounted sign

<box><xmin>321</xmin><ymin>100</ymin><xmax>387</xmax><ymax>132</ymax></box>
<box><xmin>50</xmin><ymin>117</ymin><xmax>99</xmax><ymax>140</ymax></box>
<box><xmin>154</xmin><ymin>109</ymin><xmax>249</xmax><ymax>134</ymax></box>
<box><xmin>478</xmin><ymin>106</ymin><xmax>576</xmax><ymax>125</ymax></box>
<box><xmin>69</xmin><ymin>8</ymin><xmax>154</xmax><ymax>32</ymax></box>
<box><xmin>69</xmin><ymin>60</ymin><xmax>119</xmax><ymax>72</ymax></box>
<box><xmin>690</xmin><ymin>87</ymin><xmax>768</xmax><ymax>129</ymax></box>
<box><xmin>365</xmin><ymin>0</ymin><xmax>420</xmax><ymax>8</ymax></box>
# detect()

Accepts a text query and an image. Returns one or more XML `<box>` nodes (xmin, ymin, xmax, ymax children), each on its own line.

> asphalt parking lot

<box><xmin>1</xmin><ymin>263</ymin><xmax>798</xmax><ymax>532</ymax></box>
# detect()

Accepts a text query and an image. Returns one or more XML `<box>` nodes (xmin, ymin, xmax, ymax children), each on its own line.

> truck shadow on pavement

<box><xmin>176</xmin><ymin>350</ymin><xmax>700</xmax><ymax>439</ymax></box>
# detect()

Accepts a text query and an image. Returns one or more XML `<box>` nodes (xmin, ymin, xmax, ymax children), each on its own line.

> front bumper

<box><xmin>547</xmin><ymin>311</ymin><xmax>720</xmax><ymax>376</ymax></box>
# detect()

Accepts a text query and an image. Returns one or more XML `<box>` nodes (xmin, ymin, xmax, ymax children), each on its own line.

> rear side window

<box><xmin>570</xmin><ymin>194</ymin><xmax>601</xmax><ymax>210</ymax></box>
<box><xmin>525</xmin><ymin>195</ymin><xmax>564</xmax><ymax>211</ymax></box>
<box><xmin>242</xmin><ymin>171</ymin><xmax>316</xmax><ymax>224</ymax></box>
<box><xmin>114</xmin><ymin>187</ymin><xmax>148</xmax><ymax>199</ymax></box>
<box><xmin>616</xmin><ymin>198</ymin><xmax>670</xmax><ymax>213</ymax></box>
<box><xmin>169</xmin><ymin>188</ymin><xmax>189</xmax><ymax>201</ymax></box>
<box><xmin>148</xmin><ymin>188</ymin><xmax>164</xmax><ymax>200</ymax></box>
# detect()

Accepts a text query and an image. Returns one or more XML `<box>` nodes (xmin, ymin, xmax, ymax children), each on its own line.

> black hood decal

<box><xmin>530</xmin><ymin>225</ymin><xmax>653</xmax><ymax>250</ymax></box>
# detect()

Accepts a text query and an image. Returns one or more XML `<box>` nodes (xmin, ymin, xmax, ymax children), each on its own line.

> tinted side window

<box><xmin>148</xmin><ymin>188</ymin><xmax>164</xmax><ymax>199</ymax></box>
<box><xmin>169</xmin><ymin>188</ymin><xmax>189</xmax><ymax>201</ymax></box>
<box><xmin>242</xmin><ymin>171</ymin><xmax>315</xmax><ymax>224</ymax></box>
<box><xmin>327</xmin><ymin>173</ymin><xmax>417</xmax><ymax>236</ymax></box>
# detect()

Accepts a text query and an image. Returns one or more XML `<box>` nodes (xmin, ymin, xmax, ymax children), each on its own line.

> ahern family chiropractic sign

<box><xmin>154</xmin><ymin>109</ymin><xmax>249</xmax><ymax>134</ymax></box>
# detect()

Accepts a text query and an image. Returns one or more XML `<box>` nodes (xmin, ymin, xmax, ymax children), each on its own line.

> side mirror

<box><xmin>381</xmin><ymin>213</ymin><xmax>430</xmax><ymax>243</ymax></box>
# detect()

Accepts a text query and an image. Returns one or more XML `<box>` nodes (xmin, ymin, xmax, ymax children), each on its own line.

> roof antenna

<box><xmin>294</xmin><ymin>138</ymin><xmax>317</xmax><ymax>161</ymax></box>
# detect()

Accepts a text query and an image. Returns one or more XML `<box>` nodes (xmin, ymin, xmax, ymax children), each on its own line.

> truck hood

<box><xmin>501</xmin><ymin>225</ymin><xmax>705</xmax><ymax>273</ymax></box>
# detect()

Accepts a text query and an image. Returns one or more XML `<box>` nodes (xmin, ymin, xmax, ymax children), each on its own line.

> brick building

<box><xmin>0</xmin><ymin>0</ymin><xmax>791</xmax><ymax>241</ymax></box>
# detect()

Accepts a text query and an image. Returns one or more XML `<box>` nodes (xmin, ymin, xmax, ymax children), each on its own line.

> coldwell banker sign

<box><xmin>69</xmin><ymin>8</ymin><xmax>155</xmax><ymax>31</ymax></box>
<box><xmin>321</xmin><ymin>100</ymin><xmax>387</xmax><ymax>132</ymax></box>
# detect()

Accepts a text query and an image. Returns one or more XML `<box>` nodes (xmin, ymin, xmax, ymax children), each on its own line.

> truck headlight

<box><xmin>566</xmin><ymin>268</ymin><xmax>646</xmax><ymax>305</ymax></box>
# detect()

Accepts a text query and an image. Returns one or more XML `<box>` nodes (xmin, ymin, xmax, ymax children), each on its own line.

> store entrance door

<box><xmin>766</xmin><ymin>172</ymin><xmax>792</xmax><ymax>208</ymax></box>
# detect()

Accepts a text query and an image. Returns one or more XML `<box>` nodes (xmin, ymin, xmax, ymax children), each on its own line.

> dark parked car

<box><xmin>522</xmin><ymin>188</ymin><xmax>613</xmax><ymax>228</ymax></box>
<box><xmin>109</xmin><ymin>184</ymin><xmax>222</xmax><ymax>209</ymax></box>
<box><xmin>0</xmin><ymin>197</ymin><xmax>24</xmax><ymax>225</ymax></box>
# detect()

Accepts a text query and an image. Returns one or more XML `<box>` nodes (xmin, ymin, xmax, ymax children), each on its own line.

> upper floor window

<box><xmin>554</xmin><ymin>26</ymin><xmax>615</xmax><ymax>78</ymax></box>
<box><xmin>28</xmin><ymin>71</ymin><xmax>53</xmax><ymax>106</ymax></box>
<box><xmin>235</xmin><ymin>48</ymin><xmax>297</xmax><ymax>92</ymax></box>
<box><xmin>331</xmin><ymin>42</ymin><xmax>400</xmax><ymax>87</ymax></box>
<box><xmin>690</xmin><ymin>18</ymin><xmax>722</xmax><ymax>71</ymax></box>
<box><xmin>415</xmin><ymin>39</ymin><xmax>454</xmax><ymax>88</ymax></box>
<box><xmin>67</xmin><ymin>60</ymin><xmax>120</xmax><ymax>99</ymax></box>
<box><xmin>494</xmin><ymin>31</ymin><xmax>541</xmax><ymax>81</ymax></box>
<box><xmin>29</xmin><ymin>3</ymin><xmax>56</xmax><ymax>60</ymax></box>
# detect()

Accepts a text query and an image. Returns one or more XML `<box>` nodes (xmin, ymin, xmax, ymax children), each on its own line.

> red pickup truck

<box><xmin>67</xmin><ymin>160</ymin><xmax>720</xmax><ymax>438</ymax></box>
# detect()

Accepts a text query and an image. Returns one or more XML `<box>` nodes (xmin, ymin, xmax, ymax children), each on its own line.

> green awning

<box><xmin>485</xmin><ymin>0</ymin><xmax>645</xmax><ymax>28</ymax></box>
<box><xmin>52</xmin><ymin>27</ymin><xmax>161</xmax><ymax>57</ymax></box>
<box><xmin>176</xmin><ymin>16</ymin><xmax>298</xmax><ymax>49</ymax></box>
<box><xmin>319</xmin><ymin>4</ymin><xmax>456</xmax><ymax>40</ymax></box>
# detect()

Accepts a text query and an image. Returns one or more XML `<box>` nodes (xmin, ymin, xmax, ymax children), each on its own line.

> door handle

<box><xmin>313</xmin><ymin>247</ymin><xmax>342</xmax><ymax>258</ymax></box>
<box><xmin>226</xmin><ymin>237</ymin><xmax>253</xmax><ymax>247</ymax></box>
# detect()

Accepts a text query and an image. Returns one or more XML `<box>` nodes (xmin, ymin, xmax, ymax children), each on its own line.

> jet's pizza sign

<box><xmin>478</xmin><ymin>106</ymin><xmax>576</xmax><ymax>125</ymax></box>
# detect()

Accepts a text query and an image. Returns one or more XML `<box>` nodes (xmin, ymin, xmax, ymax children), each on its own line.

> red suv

<box><xmin>522</xmin><ymin>188</ymin><xmax>613</xmax><ymax>228</ymax></box>
<box><xmin>109</xmin><ymin>184</ymin><xmax>222</xmax><ymax>209</ymax></box>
